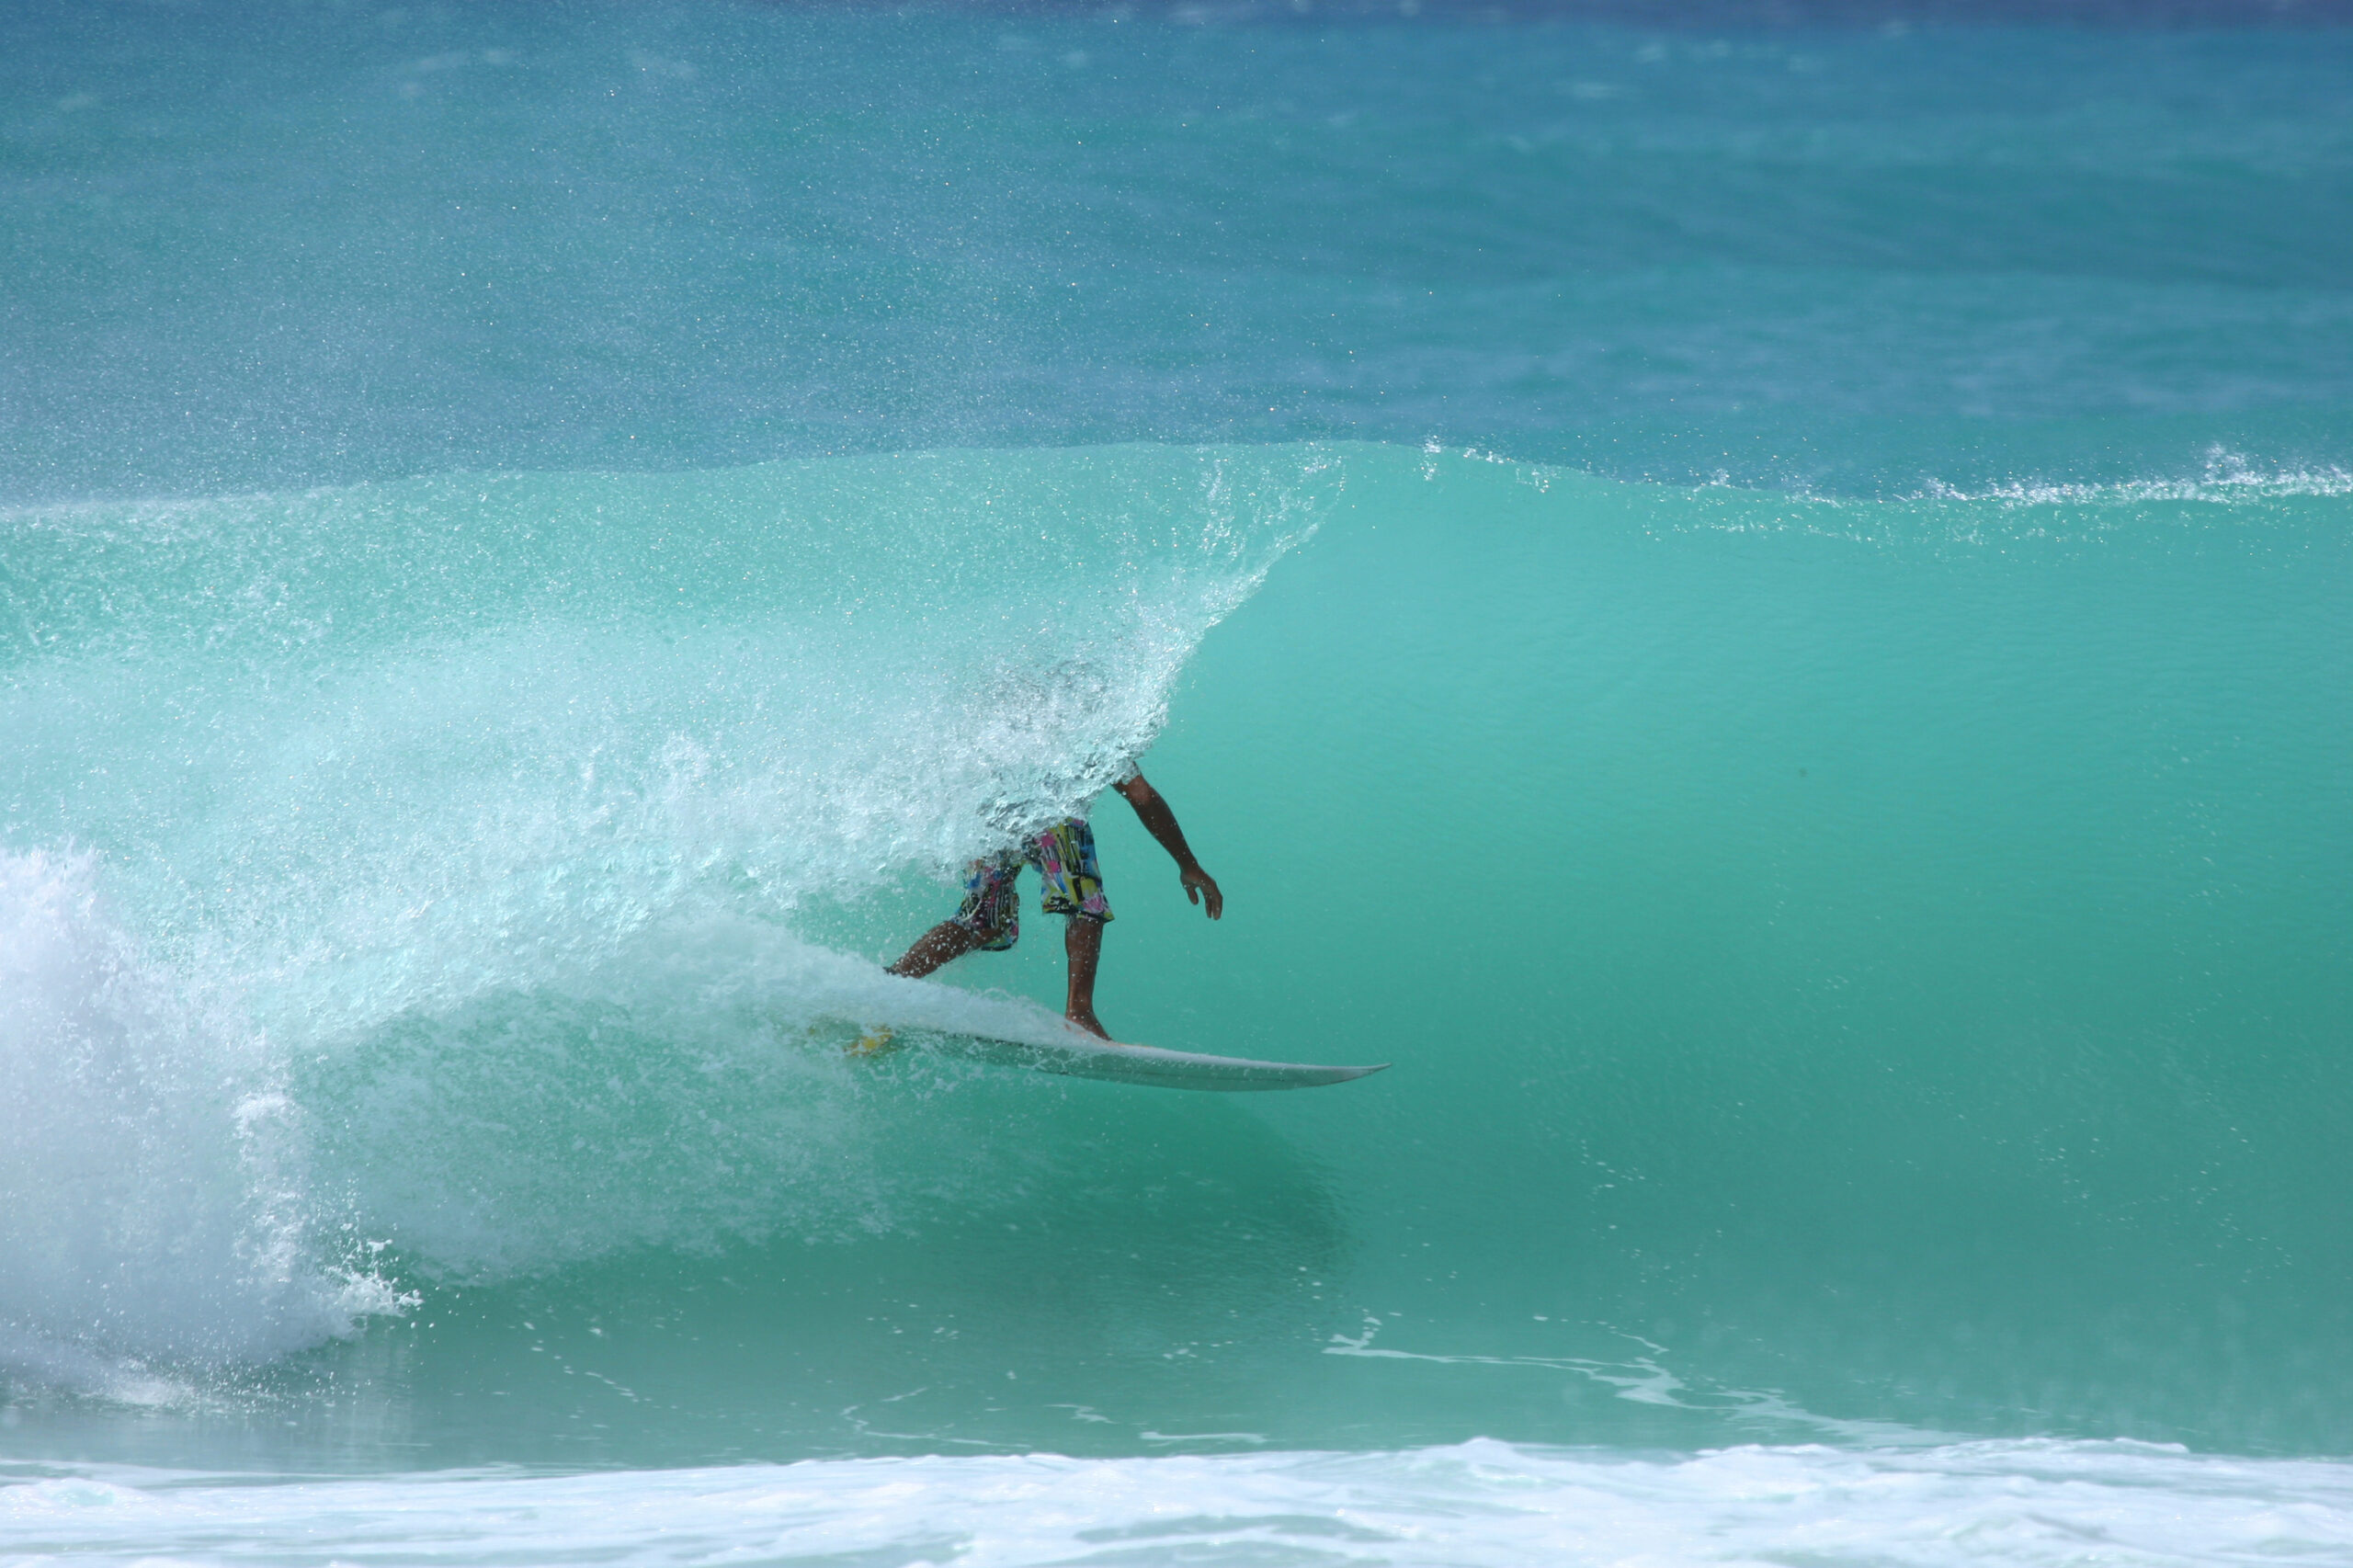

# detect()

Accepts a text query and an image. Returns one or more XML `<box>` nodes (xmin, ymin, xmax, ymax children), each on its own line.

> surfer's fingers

<box><xmin>1193</xmin><ymin>875</ymin><xmax>1223</xmax><ymax>918</ymax></box>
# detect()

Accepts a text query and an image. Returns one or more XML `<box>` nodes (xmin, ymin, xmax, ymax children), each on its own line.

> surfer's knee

<box><xmin>953</xmin><ymin>912</ymin><xmax>1017</xmax><ymax>951</ymax></box>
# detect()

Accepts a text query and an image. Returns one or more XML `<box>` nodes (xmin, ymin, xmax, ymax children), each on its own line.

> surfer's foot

<box><xmin>1065</xmin><ymin>1006</ymin><xmax>1111</xmax><ymax>1041</ymax></box>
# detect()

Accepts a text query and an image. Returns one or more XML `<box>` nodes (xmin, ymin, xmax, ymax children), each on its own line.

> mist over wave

<box><xmin>0</xmin><ymin>444</ymin><xmax>1333</xmax><ymax>1380</ymax></box>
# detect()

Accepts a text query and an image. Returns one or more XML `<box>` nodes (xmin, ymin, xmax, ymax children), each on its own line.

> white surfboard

<box><xmin>851</xmin><ymin>1026</ymin><xmax>1387</xmax><ymax>1092</ymax></box>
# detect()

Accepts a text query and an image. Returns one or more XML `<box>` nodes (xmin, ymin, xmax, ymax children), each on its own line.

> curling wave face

<box><xmin>4</xmin><ymin>440</ymin><xmax>2348</xmax><ymax>1472</ymax></box>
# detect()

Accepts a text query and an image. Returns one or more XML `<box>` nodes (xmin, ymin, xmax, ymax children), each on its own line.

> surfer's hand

<box><xmin>1181</xmin><ymin>864</ymin><xmax>1223</xmax><ymax>919</ymax></box>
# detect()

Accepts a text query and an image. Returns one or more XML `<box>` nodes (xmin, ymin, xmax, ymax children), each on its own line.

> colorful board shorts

<box><xmin>951</xmin><ymin>817</ymin><xmax>1113</xmax><ymax>951</ymax></box>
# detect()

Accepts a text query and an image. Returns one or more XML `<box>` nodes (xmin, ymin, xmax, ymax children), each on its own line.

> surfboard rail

<box><xmin>857</xmin><ymin>1026</ymin><xmax>1388</xmax><ymax>1091</ymax></box>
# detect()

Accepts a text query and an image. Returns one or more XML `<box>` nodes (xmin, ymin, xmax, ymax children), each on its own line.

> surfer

<box><xmin>886</xmin><ymin>769</ymin><xmax>1222</xmax><ymax>1040</ymax></box>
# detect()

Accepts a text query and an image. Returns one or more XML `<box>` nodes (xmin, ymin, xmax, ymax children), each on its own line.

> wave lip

<box><xmin>7</xmin><ymin>1438</ymin><xmax>2352</xmax><ymax>1566</ymax></box>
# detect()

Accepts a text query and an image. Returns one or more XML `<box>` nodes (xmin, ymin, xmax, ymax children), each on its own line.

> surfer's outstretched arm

<box><xmin>1114</xmin><ymin>772</ymin><xmax>1222</xmax><ymax>918</ymax></box>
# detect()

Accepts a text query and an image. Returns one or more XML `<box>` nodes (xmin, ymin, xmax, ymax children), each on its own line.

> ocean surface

<box><xmin>4</xmin><ymin>3</ymin><xmax>2350</xmax><ymax>1562</ymax></box>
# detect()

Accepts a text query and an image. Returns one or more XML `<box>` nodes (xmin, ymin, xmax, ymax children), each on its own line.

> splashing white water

<box><xmin>298</xmin><ymin>913</ymin><xmax>1134</xmax><ymax>1279</ymax></box>
<box><xmin>0</xmin><ymin>849</ymin><xmax>408</xmax><ymax>1393</ymax></box>
<box><xmin>0</xmin><ymin>445</ymin><xmax>1336</xmax><ymax>1375</ymax></box>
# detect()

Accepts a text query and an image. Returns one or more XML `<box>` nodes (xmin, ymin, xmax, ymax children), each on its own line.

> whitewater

<box><xmin>11</xmin><ymin>1440</ymin><xmax>2353</xmax><ymax>1566</ymax></box>
<box><xmin>5</xmin><ymin>3</ymin><xmax>2350</xmax><ymax>1563</ymax></box>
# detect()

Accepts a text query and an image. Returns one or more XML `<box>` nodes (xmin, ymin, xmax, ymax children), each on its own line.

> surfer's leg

<box><xmin>888</xmin><ymin>920</ymin><xmax>992</xmax><ymax>979</ymax></box>
<box><xmin>1031</xmin><ymin>817</ymin><xmax>1114</xmax><ymax>1037</ymax></box>
<box><xmin>1063</xmin><ymin>915</ymin><xmax>1109</xmax><ymax>1039</ymax></box>
<box><xmin>891</xmin><ymin>855</ymin><xmax>1022</xmax><ymax>977</ymax></box>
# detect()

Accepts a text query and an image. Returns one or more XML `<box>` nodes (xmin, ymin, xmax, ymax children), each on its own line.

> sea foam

<box><xmin>6</xmin><ymin>1438</ymin><xmax>2351</xmax><ymax>1567</ymax></box>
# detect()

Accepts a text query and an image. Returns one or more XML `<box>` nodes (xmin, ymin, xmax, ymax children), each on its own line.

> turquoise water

<box><xmin>4</xmin><ymin>4</ymin><xmax>2351</xmax><ymax>1562</ymax></box>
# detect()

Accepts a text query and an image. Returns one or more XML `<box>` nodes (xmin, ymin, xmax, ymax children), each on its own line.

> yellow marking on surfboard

<box><xmin>847</xmin><ymin>1027</ymin><xmax>897</xmax><ymax>1057</ymax></box>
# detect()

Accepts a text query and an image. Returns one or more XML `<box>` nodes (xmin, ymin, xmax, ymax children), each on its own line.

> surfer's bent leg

<box><xmin>889</xmin><ymin>854</ymin><xmax>1021</xmax><ymax>976</ymax></box>
<box><xmin>888</xmin><ymin>920</ymin><xmax>990</xmax><ymax>979</ymax></box>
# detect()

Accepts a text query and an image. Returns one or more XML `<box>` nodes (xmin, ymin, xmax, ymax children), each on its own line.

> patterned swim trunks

<box><xmin>950</xmin><ymin>817</ymin><xmax>1113</xmax><ymax>952</ymax></box>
